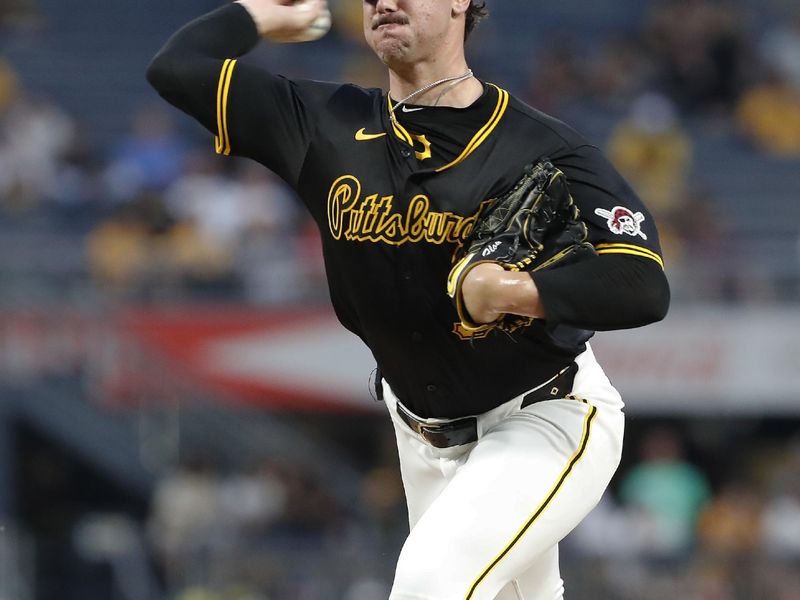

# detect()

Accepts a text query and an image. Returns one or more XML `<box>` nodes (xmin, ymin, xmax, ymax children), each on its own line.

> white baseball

<box><xmin>294</xmin><ymin>1</ymin><xmax>331</xmax><ymax>42</ymax></box>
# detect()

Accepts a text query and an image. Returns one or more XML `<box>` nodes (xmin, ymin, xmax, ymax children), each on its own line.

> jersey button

<box><xmin>426</xmin><ymin>384</ymin><xmax>437</xmax><ymax>393</ymax></box>
<box><xmin>401</xmin><ymin>149</ymin><xmax>412</xmax><ymax>158</ymax></box>
<box><xmin>411</xmin><ymin>332</ymin><xmax>424</xmax><ymax>343</ymax></box>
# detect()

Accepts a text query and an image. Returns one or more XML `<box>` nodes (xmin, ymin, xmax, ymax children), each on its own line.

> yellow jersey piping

<box><xmin>385</xmin><ymin>84</ymin><xmax>510</xmax><ymax>170</ymax></box>
<box><xmin>595</xmin><ymin>243</ymin><xmax>664</xmax><ymax>269</ymax></box>
<box><xmin>437</xmin><ymin>84</ymin><xmax>509</xmax><ymax>173</ymax></box>
<box><xmin>387</xmin><ymin>97</ymin><xmax>415</xmax><ymax>145</ymax></box>
<box><xmin>215</xmin><ymin>58</ymin><xmax>236</xmax><ymax>156</ymax></box>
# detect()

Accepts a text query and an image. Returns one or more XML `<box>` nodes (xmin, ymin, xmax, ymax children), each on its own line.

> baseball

<box><xmin>294</xmin><ymin>1</ymin><xmax>331</xmax><ymax>42</ymax></box>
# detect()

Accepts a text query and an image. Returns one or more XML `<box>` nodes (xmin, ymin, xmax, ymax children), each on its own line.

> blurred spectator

<box><xmin>165</xmin><ymin>154</ymin><xmax>310</xmax><ymax>303</ymax></box>
<box><xmin>104</xmin><ymin>105</ymin><xmax>188</xmax><ymax>202</ymax></box>
<box><xmin>0</xmin><ymin>0</ymin><xmax>39</xmax><ymax>26</ymax></box>
<box><xmin>89</xmin><ymin>149</ymin><xmax>311</xmax><ymax>299</ymax></box>
<box><xmin>148</xmin><ymin>452</ymin><xmax>221</xmax><ymax>591</ymax></box>
<box><xmin>756</xmin><ymin>563</ymin><xmax>800</xmax><ymax>600</ymax></box>
<box><xmin>587</xmin><ymin>37</ymin><xmax>653</xmax><ymax>110</ymax></box>
<box><xmin>619</xmin><ymin>427</ymin><xmax>712</xmax><ymax>557</ymax></box>
<box><xmin>165</xmin><ymin>155</ymin><xmax>297</xmax><ymax>257</ymax></box>
<box><xmin>161</xmin><ymin>220</ymin><xmax>237</xmax><ymax>295</ymax></box>
<box><xmin>566</xmin><ymin>494</ymin><xmax>664</xmax><ymax>559</ymax></box>
<box><xmin>523</xmin><ymin>34</ymin><xmax>586</xmax><ymax>117</ymax></box>
<box><xmin>736</xmin><ymin>69</ymin><xmax>800</xmax><ymax>156</ymax></box>
<box><xmin>87</xmin><ymin>187</ymin><xmax>243</xmax><ymax>298</ymax></box>
<box><xmin>761</xmin><ymin>438</ymin><xmax>800</xmax><ymax>557</ymax></box>
<box><xmin>358</xmin><ymin>465</ymin><xmax>405</xmax><ymax>543</ymax></box>
<box><xmin>762</xmin><ymin>489</ymin><xmax>800</xmax><ymax>558</ymax></box>
<box><xmin>0</xmin><ymin>60</ymin><xmax>99</xmax><ymax>217</ymax></box>
<box><xmin>343</xmin><ymin>577</ymin><xmax>392</xmax><ymax>600</ymax></box>
<box><xmin>275</xmin><ymin>469</ymin><xmax>343</xmax><ymax>539</ymax></box>
<box><xmin>760</xmin><ymin>8</ymin><xmax>800</xmax><ymax>90</ymax></box>
<box><xmin>41</xmin><ymin>120</ymin><xmax>102</xmax><ymax>215</ymax></box>
<box><xmin>85</xmin><ymin>202</ymin><xmax>152</xmax><ymax>292</ymax></box>
<box><xmin>643</xmin><ymin>0</ymin><xmax>754</xmax><ymax>115</ymax></box>
<box><xmin>658</xmin><ymin>184</ymin><xmax>735</xmax><ymax>302</ymax></box>
<box><xmin>0</xmin><ymin>58</ymin><xmax>18</xmax><ymax>113</ymax></box>
<box><xmin>216</xmin><ymin>460</ymin><xmax>288</xmax><ymax>542</ymax></box>
<box><xmin>0</xmin><ymin>85</ymin><xmax>77</xmax><ymax>213</ymax></box>
<box><xmin>607</xmin><ymin>91</ymin><xmax>693</xmax><ymax>215</ymax></box>
<box><xmin>696</xmin><ymin>479</ymin><xmax>763</xmax><ymax>559</ymax></box>
<box><xmin>683</xmin><ymin>559</ymin><xmax>737</xmax><ymax>600</ymax></box>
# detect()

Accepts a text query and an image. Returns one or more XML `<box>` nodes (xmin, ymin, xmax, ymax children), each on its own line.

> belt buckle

<box><xmin>396</xmin><ymin>403</ymin><xmax>477</xmax><ymax>448</ymax></box>
<box><xmin>420</xmin><ymin>418</ymin><xmax>478</xmax><ymax>448</ymax></box>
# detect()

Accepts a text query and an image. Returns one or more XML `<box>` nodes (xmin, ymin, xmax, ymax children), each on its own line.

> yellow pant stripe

<box><xmin>464</xmin><ymin>403</ymin><xmax>597</xmax><ymax>599</ymax></box>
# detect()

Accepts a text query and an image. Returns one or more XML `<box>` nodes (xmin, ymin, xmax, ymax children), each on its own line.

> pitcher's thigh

<box><xmin>390</xmin><ymin>400</ymin><xmax>621</xmax><ymax>600</ymax></box>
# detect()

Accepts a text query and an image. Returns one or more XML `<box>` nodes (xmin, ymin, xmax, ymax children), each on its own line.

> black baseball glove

<box><xmin>446</xmin><ymin>159</ymin><xmax>596</xmax><ymax>334</ymax></box>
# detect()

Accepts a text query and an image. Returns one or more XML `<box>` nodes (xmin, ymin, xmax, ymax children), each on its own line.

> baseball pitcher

<box><xmin>147</xmin><ymin>1</ymin><xmax>670</xmax><ymax>598</ymax></box>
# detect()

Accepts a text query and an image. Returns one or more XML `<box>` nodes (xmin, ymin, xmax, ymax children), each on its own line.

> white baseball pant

<box><xmin>383</xmin><ymin>344</ymin><xmax>625</xmax><ymax>600</ymax></box>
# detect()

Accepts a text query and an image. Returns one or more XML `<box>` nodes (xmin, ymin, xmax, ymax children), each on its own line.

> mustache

<box><xmin>372</xmin><ymin>14</ymin><xmax>409</xmax><ymax>29</ymax></box>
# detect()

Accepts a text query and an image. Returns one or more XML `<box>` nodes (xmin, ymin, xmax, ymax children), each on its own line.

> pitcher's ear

<box><xmin>452</xmin><ymin>0</ymin><xmax>471</xmax><ymax>18</ymax></box>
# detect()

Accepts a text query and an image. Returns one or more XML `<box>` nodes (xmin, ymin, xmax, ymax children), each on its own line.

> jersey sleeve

<box><xmin>554</xmin><ymin>144</ymin><xmax>664</xmax><ymax>271</ymax></box>
<box><xmin>214</xmin><ymin>62</ymin><xmax>339</xmax><ymax>186</ymax></box>
<box><xmin>529</xmin><ymin>142</ymin><xmax>670</xmax><ymax>332</ymax></box>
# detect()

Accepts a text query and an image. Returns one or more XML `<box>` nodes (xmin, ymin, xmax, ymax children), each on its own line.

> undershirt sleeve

<box><xmin>531</xmin><ymin>253</ymin><xmax>670</xmax><ymax>331</ymax></box>
<box><xmin>146</xmin><ymin>4</ymin><xmax>260</xmax><ymax>139</ymax></box>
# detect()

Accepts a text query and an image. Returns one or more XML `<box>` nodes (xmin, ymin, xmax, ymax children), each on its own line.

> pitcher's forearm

<box><xmin>461</xmin><ymin>263</ymin><xmax>545</xmax><ymax>325</ymax></box>
<box><xmin>150</xmin><ymin>3</ymin><xmax>260</xmax><ymax>65</ymax></box>
<box><xmin>462</xmin><ymin>254</ymin><xmax>670</xmax><ymax>329</ymax></box>
<box><xmin>145</xmin><ymin>4</ymin><xmax>261</xmax><ymax>133</ymax></box>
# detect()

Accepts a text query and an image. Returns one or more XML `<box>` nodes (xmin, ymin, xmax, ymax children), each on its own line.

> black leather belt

<box><xmin>395</xmin><ymin>362</ymin><xmax>578</xmax><ymax>449</ymax></box>
<box><xmin>396</xmin><ymin>403</ymin><xmax>479</xmax><ymax>448</ymax></box>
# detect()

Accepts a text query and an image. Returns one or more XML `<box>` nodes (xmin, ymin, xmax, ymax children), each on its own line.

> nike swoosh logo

<box><xmin>355</xmin><ymin>128</ymin><xmax>387</xmax><ymax>141</ymax></box>
<box><xmin>401</xmin><ymin>106</ymin><xmax>425</xmax><ymax>113</ymax></box>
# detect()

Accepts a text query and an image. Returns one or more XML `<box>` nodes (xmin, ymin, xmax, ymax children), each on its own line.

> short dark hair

<box><xmin>465</xmin><ymin>1</ymin><xmax>488</xmax><ymax>41</ymax></box>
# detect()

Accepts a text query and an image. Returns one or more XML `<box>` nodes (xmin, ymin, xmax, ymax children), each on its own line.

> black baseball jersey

<box><xmin>148</xmin><ymin>4</ymin><xmax>669</xmax><ymax>418</ymax></box>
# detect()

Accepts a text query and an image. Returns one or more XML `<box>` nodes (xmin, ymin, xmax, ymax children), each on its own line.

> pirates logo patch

<box><xmin>594</xmin><ymin>206</ymin><xmax>648</xmax><ymax>240</ymax></box>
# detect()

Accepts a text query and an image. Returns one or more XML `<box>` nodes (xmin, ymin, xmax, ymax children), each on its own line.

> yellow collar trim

<box><xmin>435</xmin><ymin>84</ymin><xmax>509</xmax><ymax>173</ymax></box>
<box><xmin>385</xmin><ymin>84</ymin><xmax>510</xmax><ymax>170</ymax></box>
<box><xmin>387</xmin><ymin>96</ymin><xmax>415</xmax><ymax>145</ymax></box>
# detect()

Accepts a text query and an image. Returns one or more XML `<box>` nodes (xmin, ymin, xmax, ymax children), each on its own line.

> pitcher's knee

<box><xmin>392</xmin><ymin>544</ymin><xmax>439</xmax><ymax>593</ymax></box>
<box><xmin>392</xmin><ymin>542</ymin><xmax>503</xmax><ymax>600</ymax></box>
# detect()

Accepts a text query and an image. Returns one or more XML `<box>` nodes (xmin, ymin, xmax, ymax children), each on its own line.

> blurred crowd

<box><xmin>5</xmin><ymin>414</ymin><xmax>800</xmax><ymax>600</ymax></box>
<box><xmin>1</xmin><ymin>1</ymin><xmax>800</xmax><ymax>599</ymax></box>
<box><xmin>87</xmin><ymin>110</ymin><xmax>325</xmax><ymax>304</ymax></box>
<box><xmin>126</xmin><ymin>425</ymin><xmax>800</xmax><ymax>600</ymax></box>
<box><xmin>142</xmin><ymin>437</ymin><xmax>407</xmax><ymax>600</ymax></box>
<box><xmin>0</xmin><ymin>57</ymin><xmax>326</xmax><ymax>303</ymax></box>
<box><xmin>566</xmin><ymin>428</ymin><xmax>800</xmax><ymax>599</ymax></box>
<box><xmin>0</xmin><ymin>0</ymin><xmax>798</xmax><ymax>306</ymax></box>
